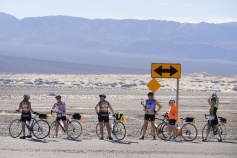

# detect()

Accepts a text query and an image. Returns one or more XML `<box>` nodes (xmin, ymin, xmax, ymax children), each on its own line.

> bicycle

<box><xmin>96</xmin><ymin>113</ymin><xmax>126</xmax><ymax>140</ymax></box>
<box><xmin>9</xmin><ymin>111</ymin><xmax>50</xmax><ymax>139</ymax></box>
<box><xmin>50</xmin><ymin>111</ymin><xmax>82</xmax><ymax>139</ymax></box>
<box><xmin>139</xmin><ymin>112</ymin><xmax>168</xmax><ymax>139</ymax></box>
<box><xmin>161</xmin><ymin>117</ymin><xmax>198</xmax><ymax>141</ymax></box>
<box><xmin>202</xmin><ymin>114</ymin><xmax>227</xmax><ymax>141</ymax></box>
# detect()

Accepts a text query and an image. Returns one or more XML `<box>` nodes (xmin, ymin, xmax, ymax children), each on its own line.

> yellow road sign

<box><xmin>147</xmin><ymin>78</ymin><xmax>161</xmax><ymax>92</ymax></box>
<box><xmin>151</xmin><ymin>63</ymin><xmax>181</xmax><ymax>78</ymax></box>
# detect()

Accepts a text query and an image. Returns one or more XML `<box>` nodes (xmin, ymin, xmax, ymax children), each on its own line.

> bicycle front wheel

<box><xmin>156</xmin><ymin>122</ymin><xmax>166</xmax><ymax>140</ymax></box>
<box><xmin>113</xmin><ymin>122</ymin><xmax>126</xmax><ymax>140</ymax></box>
<box><xmin>202</xmin><ymin>124</ymin><xmax>212</xmax><ymax>142</ymax></box>
<box><xmin>32</xmin><ymin>120</ymin><xmax>50</xmax><ymax>139</ymax></box>
<box><xmin>68</xmin><ymin>120</ymin><xmax>82</xmax><ymax>139</ymax></box>
<box><xmin>161</xmin><ymin>123</ymin><xmax>169</xmax><ymax>139</ymax></box>
<box><xmin>9</xmin><ymin>119</ymin><xmax>22</xmax><ymax>138</ymax></box>
<box><xmin>181</xmin><ymin>123</ymin><xmax>197</xmax><ymax>141</ymax></box>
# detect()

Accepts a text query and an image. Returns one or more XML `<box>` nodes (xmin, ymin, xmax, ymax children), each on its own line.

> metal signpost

<box><xmin>147</xmin><ymin>63</ymin><xmax>181</xmax><ymax>116</ymax></box>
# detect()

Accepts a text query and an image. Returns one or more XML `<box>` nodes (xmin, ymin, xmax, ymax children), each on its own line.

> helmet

<box><xmin>211</xmin><ymin>97</ymin><xmax>216</xmax><ymax>102</ymax></box>
<box><xmin>99</xmin><ymin>94</ymin><xmax>106</xmax><ymax>98</ymax></box>
<box><xmin>55</xmin><ymin>95</ymin><xmax>61</xmax><ymax>99</ymax></box>
<box><xmin>24</xmin><ymin>94</ymin><xmax>30</xmax><ymax>100</ymax></box>
<box><xmin>147</xmin><ymin>92</ymin><xmax>154</xmax><ymax>96</ymax></box>
<box><xmin>169</xmin><ymin>99</ymin><xmax>175</xmax><ymax>104</ymax></box>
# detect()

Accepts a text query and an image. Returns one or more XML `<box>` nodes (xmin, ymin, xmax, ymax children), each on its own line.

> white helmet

<box><xmin>24</xmin><ymin>94</ymin><xmax>30</xmax><ymax>100</ymax></box>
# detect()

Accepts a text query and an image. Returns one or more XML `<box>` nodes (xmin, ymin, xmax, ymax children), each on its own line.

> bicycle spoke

<box><xmin>32</xmin><ymin>120</ymin><xmax>50</xmax><ymax>139</ymax></box>
<box><xmin>181</xmin><ymin>123</ymin><xmax>197</xmax><ymax>141</ymax></box>
<box><xmin>9</xmin><ymin>119</ymin><xmax>22</xmax><ymax>138</ymax></box>
<box><xmin>113</xmin><ymin>122</ymin><xmax>126</xmax><ymax>140</ymax></box>
<box><xmin>68</xmin><ymin>120</ymin><xmax>82</xmax><ymax>139</ymax></box>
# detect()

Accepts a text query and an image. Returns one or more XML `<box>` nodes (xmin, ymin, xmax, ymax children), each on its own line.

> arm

<box><xmin>29</xmin><ymin>102</ymin><xmax>34</xmax><ymax>113</ymax></box>
<box><xmin>95</xmin><ymin>103</ymin><xmax>99</xmax><ymax>114</ymax></box>
<box><xmin>155</xmin><ymin>100</ymin><xmax>162</xmax><ymax>112</ymax></box>
<box><xmin>108</xmin><ymin>102</ymin><xmax>115</xmax><ymax>115</ymax></box>
<box><xmin>208</xmin><ymin>97</ymin><xmax>212</xmax><ymax>105</ymax></box>
<box><xmin>16</xmin><ymin>102</ymin><xmax>22</xmax><ymax>112</ymax></box>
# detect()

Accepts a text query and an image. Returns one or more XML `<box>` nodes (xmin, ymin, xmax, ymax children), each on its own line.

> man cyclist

<box><xmin>167</xmin><ymin>99</ymin><xmax>178</xmax><ymax>141</ymax></box>
<box><xmin>95</xmin><ymin>94</ymin><xmax>115</xmax><ymax>140</ymax></box>
<box><xmin>16</xmin><ymin>94</ymin><xmax>35</xmax><ymax>139</ymax></box>
<box><xmin>139</xmin><ymin>92</ymin><xmax>162</xmax><ymax>140</ymax></box>
<box><xmin>202</xmin><ymin>93</ymin><xmax>222</xmax><ymax>142</ymax></box>
<box><xmin>51</xmin><ymin>95</ymin><xmax>69</xmax><ymax>138</ymax></box>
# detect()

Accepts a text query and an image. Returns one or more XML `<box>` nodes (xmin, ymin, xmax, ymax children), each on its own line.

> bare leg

<box><xmin>171</xmin><ymin>125</ymin><xmax>178</xmax><ymax>137</ymax></box>
<box><xmin>142</xmin><ymin>120</ymin><xmax>149</xmax><ymax>136</ymax></box>
<box><xmin>168</xmin><ymin>124</ymin><xmax>171</xmax><ymax>139</ymax></box>
<box><xmin>105</xmin><ymin>122</ymin><xmax>111</xmax><ymax>137</ymax></box>
<box><xmin>21</xmin><ymin>122</ymin><xmax>26</xmax><ymax>136</ymax></box>
<box><xmin>99</xmin><ymin>122</ymin><xmax>104</xmax><ymax>138</ymax></box>
<box><xmin>27</xmin><ymin>120</ymin><xmax>31</xmax><ymax>135</ymax></box>
<box><xmin>151</xmin><ymin>121</ymin><xmax>156</xmax><ymax>136</ymax></box>
<box><xmin>63</xmin><ymin>120</ymin><xmax>68</xmax><ymax>136</ymax></box>
<box><xmin>55</xmin><ymin>121</ymin><xmax>59</xmax><ymax>137</ymax></box>
<box><xmin>205</xmin><ymin>125</ymin><xmax>211</xmax><ymax>140</ymax></box>
<box><xmin>214</xmin><ymin>125</ymin><xmax>222</xmax><ymax>140</ymax></box>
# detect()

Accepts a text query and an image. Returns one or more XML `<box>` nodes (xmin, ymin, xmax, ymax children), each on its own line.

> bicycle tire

<box><xmin>156</xmin><ymin>122</ymin><xmax>166</xmax><ymax>140</ymax></box>
<box><xmin>181</xmin><ymin>123</ymin><xmax>197</xmax><ymax>141</ymax></box>
<box><xmin>9</xmin><ymin>119</ymin><xmax>22</xmax><ymax>138</ymax></box>
<box><xmin>32</xmin><ymin>119</ymin><xmax>50</xmax><ymax>139</ymax></box>
<box><xmin>113</xmin><ymin>122</ymin><xmax>126</xmax><ymax>140</ymax></box>
<box><xmin>161</xmin><ymin>123</ymin><xmax>169</xmax><ymax>139</ymax></box>
<box><xmin>202</xmin><ymin>124</ymin><xmax>212</xmax><ymax>141</ymax></box>
<box><xmin>68</xmin><ymin>120</ymin><xmax>82</xmax><ymax>139</ymax></box>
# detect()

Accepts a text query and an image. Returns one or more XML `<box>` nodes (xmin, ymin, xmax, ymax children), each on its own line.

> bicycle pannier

<box><xmin>72</xmin><ymin>113</ymin><xmax>81</xmax><ymax>120</ymax></box>
<box><xmin>186</xmin><ymin>117</ymin><xmax>194</xmax><ymax>122</ymax></box>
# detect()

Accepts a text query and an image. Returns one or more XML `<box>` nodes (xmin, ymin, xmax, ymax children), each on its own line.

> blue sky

<box><xmin>1</xmin><ymin>0</ymin><xmax>237</xmax><ymax>23</ymax></box>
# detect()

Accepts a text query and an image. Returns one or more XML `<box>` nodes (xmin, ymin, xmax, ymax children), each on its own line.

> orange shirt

<box><xmin>168</xmin><ymin>104</ymin><xmax>178</xmax><ymax>120</ymax></box>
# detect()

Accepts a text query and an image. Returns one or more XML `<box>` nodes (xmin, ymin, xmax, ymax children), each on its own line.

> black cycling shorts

<box><xmin>21</xmin><ymin>113</ymin><xmax>31</xmax><ymax>122</ymax></box>
<box><xmin>56</xmin><ymin>116</ymin><xmax>67</xmax><ymax>121</ymax></box>
<box><xmin>208</xmin><ymin>119</ymin><xmax>219</xmax><ymax>126</ymax></box>
<box><xmin>169</xmin><ymin>119</ymin><xmax>176</xmax><ymax>125</ymax></box>
<box><xmin>144</xmin><ymin>114</ymin><xmax>155</xmax><ymax>121</ymax></box>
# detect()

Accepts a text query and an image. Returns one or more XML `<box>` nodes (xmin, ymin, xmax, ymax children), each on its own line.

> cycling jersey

<box><xmin>145</xmin><ymin>99</ymin><xmax>156</xmax><ymax>113</ymax></box>
<box><xmin>20</xmin><ymin>101</ymin><xmax>30</xmax><ymax>113</ymax></box>
<box><xmin>210</xmin><ymin>104</ymin><xmax>218</xmax><ymax>117</ymax></box>
<box><xmin>52</xmin><ymin>102</ymin><xmax>66</xmax><ymax>117</ymax></box>
<box><xmin>168</xmin><ymin>104</ymin><xmax>178</xmax><ymax>121</ymax></box>
<box><xmin>99</xmin><ymin>101</ymin><xmax>109</xmax><ymax>111</ymax></box>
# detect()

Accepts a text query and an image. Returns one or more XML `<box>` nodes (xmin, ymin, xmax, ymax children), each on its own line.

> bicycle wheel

<box><xmin>96</xmin><ymin>122</ymin><xmax>109</xmax><ymax>139</ymax></box>
<box><xmin>156</xmin><ymin>122</ymin><xmax>166</xmax><ymax>140</ymax></box>
<box><xmin>113</xmin><ymin>122</ymin><xmax>126</xmax><ymax>140</ymax></box>
<box><xmin>68</xmin><ymin>120</ymin><xmax>82</xmax><ymax>139</ymax></box>
<box><xmin>50</xmin><ymin>121</ymin><xmax>65</xmax><ymax>138</ymax></box>
<box><xmin>32</xmin><ymin>120</ymin><xmax>50</xmax><ymax>139</ymax></box>
<box><xmin>219</xmin><ymin>123</ymin><xmax>226</xmax><ymax>140</ymax></box>
<box><xmin>9</xmin><ymin>119</ymin><xmax>22</xmax><ymax>138</ymax></box>
<box><xmin>202</xmin><ymin>124</ymin><xmax>212</xmax><ymax>141</ymax></box>
<box><xmin>181</xmin><ymin>123</ymin><xmax>197</xmax><ymax>141</ymax></box>
<box><xmin>161</xmin><ymin>123</ymin><xmax>169</xmax><ymax>139</ymax></box>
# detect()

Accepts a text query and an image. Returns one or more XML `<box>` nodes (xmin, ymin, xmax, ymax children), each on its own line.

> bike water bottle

<box><xmin>111</xmin><ymin>122</ymin><xmax>114</xmax><ymax>130</ymax></box>
<box><xmin>155</xmin><ymin>123</ymin><xmax>158</xmax><ymax>128</ymax></box>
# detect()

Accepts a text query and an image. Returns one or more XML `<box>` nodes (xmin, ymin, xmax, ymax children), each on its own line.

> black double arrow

<box><xmin>154</xmin><ymin>66</ymin><xmax>178</xmax><ymax>77</ymax></box>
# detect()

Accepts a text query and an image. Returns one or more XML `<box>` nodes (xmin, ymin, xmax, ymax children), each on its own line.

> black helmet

<box><xmin>55</xmin><ymin>95</ymin><xmax>61</xmax><ymax>99</ymax></box>
<box><xmin>99</xmin><ymin>94</ymin><xmax>106</xmax><ymax>98</ymax></box>
<box><xmin>147</xmin><ymin>92</ymin><xmax>154</xmax><ymax>96</ymax></box>
<box><xmin>211</xmin><ymin>97</ymin><xmax>216</xmax><ymax>102</ymax></box>
<box><xmin>169</xmin><ymin>99</ymin><xmax>175</xmax><ymax>104</ymax></box>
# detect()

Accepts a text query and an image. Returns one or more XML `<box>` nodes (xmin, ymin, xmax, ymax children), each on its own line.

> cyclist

<box><xmin>167</xmin><ymin>99</ymin><xmax>178</xmax><ymax>141</ymax></box>
<box><xmin>16</xmin><ymin>94</ymin><xmax>35</xmax><ymax>139</ymax></box>
<box><xmin>139</xmin><ymin>92</ymin><xmax>162</xmax><ymax>140</ymax></box>
<box><xmin>202</xmin><ymin>93</ymin><xmax>222</xmax><ymax>142</ymax></box>
<box><xmin>51</xmin><ymin>95</ymin><xmax>68</xmax><ymax>138</ymax></box>
<box><xmin>95</xmin><ymin>94</ymin><xmax>115</xmax><ymax>140</ymax></box>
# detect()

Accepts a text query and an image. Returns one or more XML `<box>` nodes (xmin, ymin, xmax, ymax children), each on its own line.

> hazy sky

<box><xmin>1</xmin><ymin>0</ymin><xmax>236</xmax><ymax>23</ymax></box>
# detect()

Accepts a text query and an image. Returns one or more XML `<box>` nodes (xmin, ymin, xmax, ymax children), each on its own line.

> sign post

<box><xmin>148</xmin><ymin>63</ymin><xmax>181</xmax><ymax>118</ymax></box>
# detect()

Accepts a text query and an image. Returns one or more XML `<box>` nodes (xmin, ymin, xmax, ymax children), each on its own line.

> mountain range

<box><xmin>0</xmin><ymin>12</ymin><xmax>236</xmax><ymax>74</ymax></box>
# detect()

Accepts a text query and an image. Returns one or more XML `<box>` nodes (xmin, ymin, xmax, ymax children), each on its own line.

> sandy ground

<box><xmin>0</xmin><ymin>73</ymin><xmax>237</xmax><ymax>157</ymax></box>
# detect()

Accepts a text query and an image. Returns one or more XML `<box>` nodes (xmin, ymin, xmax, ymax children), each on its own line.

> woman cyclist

<box><xmin>139</xmin><ymin>92</ymin><xmax>162</xmax><ymax>140</ymax></box>
<box><xmin>16</xmin><ymin>94</ymin><xmax>35</xmax><ymax>139</ymax></box>
<box><xmin>95</xmin><ymin>94</ymin><xmax>115</xmax><ymax>140</ymax></box>
<box><xmin>51</xmin><ymin>95</ymin><xmax>68</xmax><ymax>138</ymax></box>
<box><xmin>203</xmin><ymin>93</ymin><xmax>222</xmax><ymax>142</ymax></box>
<box><xmin>167</xmin><ymin>99</ymin><xmax>178</xmax><ymax>141</ymax></box>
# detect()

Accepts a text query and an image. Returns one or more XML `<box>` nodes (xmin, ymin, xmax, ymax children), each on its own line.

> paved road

<box><xmin>0</xmin><ymin>137</ymin><xmax>236</xmax><ymax>158</ymax></box>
